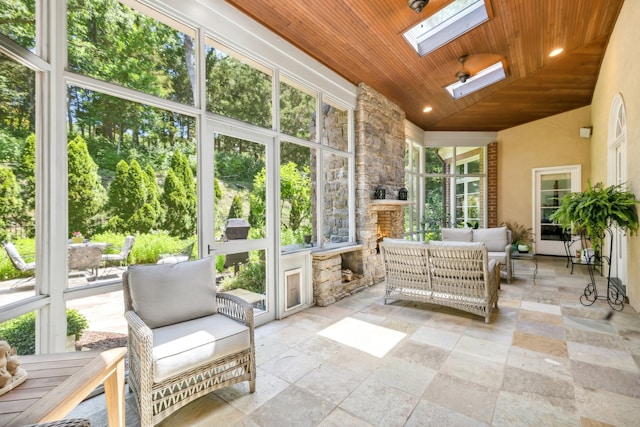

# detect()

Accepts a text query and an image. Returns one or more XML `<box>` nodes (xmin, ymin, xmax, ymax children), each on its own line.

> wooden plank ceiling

<box><xmin>225</xmin><ymin>0</ymin><xmax>624</xmax><ymax>131</ymax></box>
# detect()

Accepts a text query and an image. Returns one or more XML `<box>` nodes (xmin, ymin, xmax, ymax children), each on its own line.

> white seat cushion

<box><xmin>152</xmin><ymin>314</ymin><xmax>250</xmax><ymax>383</ymax></box>
<box><xmin>488</xmin><ymin>252</ymin><xmax>507</xmax><ymax>264</ymax></box>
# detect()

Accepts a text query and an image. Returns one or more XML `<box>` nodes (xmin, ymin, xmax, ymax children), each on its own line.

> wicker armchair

<box><xmin>122</xmin><ymin>257</ymin><xmax>256</xmax><ymax>426</ymax></box>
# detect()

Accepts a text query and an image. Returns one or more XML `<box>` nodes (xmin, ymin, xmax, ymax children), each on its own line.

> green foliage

<box><xmin>67</xmin><ymin>135</ymin><xmax>107</xmax><ymax>236</ymax></box>
<box><xmin>0</xmin><ymin>309</ymin><xmax>88</xmax><ymax>355</ymax></box>
<box><xmin>214</xmin><ymin>151</ymin><xmax>264</xmax><ymax>182</ymax></box>
<box><xmin>162</xmin><ymin>169</ymin><xmax>194</xmax><ymax>239</ymax></box>
<box><xmin>0</xmin><ymin>129</ymin><xmax>25</xmax><ymax>162</ymax></box>
<box><xmin>219</xmin><ymin>260</ymin><xmax>265</xmax><ymax>295</ymax></box>
<box><xmin>214</xmin><ymin>177</ymin><xmax>222</xmax><ymax>200</ymax></box>
<box><xmin>248</xmin><ymin>163</ymin><xmax>311</xmax><ymax>234</ymax></box>
<box><xmin>228</xmin><ymin>194</ymin><xmax>244</xmax><ymax>220</ymax></box>
<box><xmin>550</xmin><ymin>182</ymin><xmax>640</xmax><ymax>251</ymax></box>
<box><xmin>0</xmin><ymin>166</ymin><xmax>23</xmax><ymax>241</ymax></box>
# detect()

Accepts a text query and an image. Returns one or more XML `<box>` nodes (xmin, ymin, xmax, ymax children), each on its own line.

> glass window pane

<box><xmin>66</xmin><ymin>292</ymin><xmax>127</xmax><ymax>352</ymax></box>
<box><xmin>0</xmin><ymin>0</ymin><xmax>36</xmax><ymax>52</ymax></box>
<box><xmin>424</xmin><ymin>176</ymin><xmax>445</xmax><ymax>241</ymax></box>
<box><xmin>205</xmin><ymin>41</ymin><xmax>273</xmax><ymax>128</ymax></box>
<box><xmin>67</xmin><ymin>86</ymin><xmax>197</xmax><ymax>288</ymax></box>
<box><xmin>216</xmin><ymin>249</ymin><xmax>267</xmax><ymax>314</ymax></box>
<box><xmin>425</xmin><ymin>147</ymin><xmax>446</xmax><ymax>173</ymax></box>
<box><xmin>280</xmin><ymin>78</ymin><xmax>317</xmax><ymax>140</ymax></box>
<box><xmin>321</xmin><ymin>101</ymin><xmax>348</xmax><ymax>150</ymax></box>
<box><xmin>281</xmin><ymin>141</ymin><xmax>315</xmax><ymax>250</ymax></box>
<box><xmin>0</xmin><ymin>310</ymin><xmax>37</xmax><ymax>355</ymax></box>
<box><xmin>455</xmin><ymin>146</ymin><xmax>484</xmax><ymax>174</ymax></box>
<box><xmin>67</xmin><ymin>0</ymin><xmax>195</xmax><ymax>105</ymax></box>
<box><xmin>0</xmin><ymin>53</ymin><xmax>37</xmax><ymax>303</ymax></box>
<box><xmin>214</xmin><ymin>134</ymin><xmax>266</xmax><ymax>241</ymax></box>
<box><xmin>322</xmin><ymin>152</ymin><xmax>350</xmax><ymax>245</ymax></box>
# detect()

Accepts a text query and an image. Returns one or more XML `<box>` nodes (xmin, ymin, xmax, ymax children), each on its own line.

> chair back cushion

<box><xmin>3</xmin><ymin>242</ymin><xmax>28</xmax><ymax>271</ymax></box>
<box><xmin>441</xmin><ymin>228</ymin><xmax>473</xmax><ymax>242</ymax></box>
<box><xmin>126</xmin><ymin>257</ymin><xmax>217</xmax><ymax>328</ymax></box>
<box><xmin>472</xmin><ymin>227</ymin><xmax>508</xmax><ymax>252</ymax></box>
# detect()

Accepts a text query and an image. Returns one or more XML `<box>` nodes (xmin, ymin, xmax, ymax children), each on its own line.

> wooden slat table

<box><xmin>0</xmin><ymin>347</ymin><xmax>127</xmax><ymax>427</ymax></box>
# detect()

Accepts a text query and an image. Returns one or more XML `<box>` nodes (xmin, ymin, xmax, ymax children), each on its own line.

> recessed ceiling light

<box><xmin>423</xmin><ymin>106</ymin><xmax>433</xmax><ymax>113</ymax></box>
<box><xmin>549</xmin><ymin>48</ymin><xmax>563</xmax><ymax>57</ymax></box>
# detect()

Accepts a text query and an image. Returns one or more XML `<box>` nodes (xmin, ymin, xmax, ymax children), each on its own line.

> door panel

<box><xmin>534</xmin><ymin>166</ymin><xmax>581</xmax><ymax>255</ymax></box>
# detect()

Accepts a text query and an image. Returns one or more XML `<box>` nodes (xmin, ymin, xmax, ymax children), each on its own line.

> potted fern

<box><xmin>549</xmin><ymin>182</ymin><xmax>640</xmax><ymax>254</ymax></box>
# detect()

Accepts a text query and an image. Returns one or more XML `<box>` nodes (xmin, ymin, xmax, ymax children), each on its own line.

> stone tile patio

<box><xmin>68</xmin><ymin>256</ymin><xmax>640</xmax><ymax>426</ymax></box>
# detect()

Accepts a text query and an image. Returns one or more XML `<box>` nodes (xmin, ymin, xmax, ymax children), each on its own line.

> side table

<box><xmin>511</xmin><ymin>251</ymin><xmax>538</xmax><ymax>284</ymax></box>
<box><xmin>0</xmin><ymin>347</ymin><xmax>126</xmax><ymax>427</ymax></box>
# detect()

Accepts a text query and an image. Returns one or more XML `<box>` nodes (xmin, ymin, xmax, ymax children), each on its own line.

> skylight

<box><xmin>403</xmin><ymin>0</ymin><xmax>490</xmax><ymax>57</ymax></box>
<box><xmin>445</xmin><ymin>61</ymin><xmax>506</xmax><ymax>99</ymax></box>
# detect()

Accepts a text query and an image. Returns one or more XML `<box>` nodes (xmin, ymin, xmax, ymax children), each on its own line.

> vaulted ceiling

<box><xmin>225</xmin><ymin>0</ymin><xmax>624</xmax><ymax>132</ymax></box>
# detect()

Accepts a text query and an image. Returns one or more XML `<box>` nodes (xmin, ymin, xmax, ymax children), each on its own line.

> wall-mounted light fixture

<box><xmin>408</xmin><ymin>0</ymin><xmax>429</xmax><ymax>14</ymax></box>
<box><xmin>579</xmin><ymin>126</ymin><xmax>592</xmax><ymax>138</ymax></box>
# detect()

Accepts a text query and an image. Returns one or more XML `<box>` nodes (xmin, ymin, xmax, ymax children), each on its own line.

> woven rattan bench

<box><xmin>379</xmin><ymin>239</ymin><xmax>499</xmax><ymax>323</ymax></box>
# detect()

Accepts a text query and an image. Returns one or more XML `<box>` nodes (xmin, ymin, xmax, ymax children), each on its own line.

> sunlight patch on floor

<box><xmin>318</xmin><ymin>317</ymin><xmax>406</xmax><ymax>358</ymax></box>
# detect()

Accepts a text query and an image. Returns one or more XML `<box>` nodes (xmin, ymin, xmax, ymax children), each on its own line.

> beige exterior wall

<box><xmin>496</xmin><ymin>106</ymin><xmax>591</xmax><ymax>229</ymax></box>
<box><xmin>590</xmin><ymin>0</ymin><xmax>640</xmax><ymax>309</ymax></box>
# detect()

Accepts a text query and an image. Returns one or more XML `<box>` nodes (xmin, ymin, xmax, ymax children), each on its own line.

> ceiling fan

<box><xmin>450</xmin><ymin>53</ymin><xmax>505</xmax><ymax>83</ymax></box>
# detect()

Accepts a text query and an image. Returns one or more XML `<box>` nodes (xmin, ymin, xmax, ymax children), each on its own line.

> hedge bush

<box><xmin>0</xmin><ymin>309</ymin><xmax>88</xmax><ymax>355</ymax></box>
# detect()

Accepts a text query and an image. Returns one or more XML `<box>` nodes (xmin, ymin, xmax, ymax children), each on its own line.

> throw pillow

<box><xmin>127</xmin><ymin>257</ymin><xmax>217</xmax><ymax>328</ymax></box>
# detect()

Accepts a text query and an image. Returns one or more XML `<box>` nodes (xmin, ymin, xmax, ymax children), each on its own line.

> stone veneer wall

<box><xmin>312</xmin><ymin>83</ymin><xmax>406</xmax><ymax>306</ymax></box>
<box><xmin>355</xmin><ymin>83</ymin><xmax>406</xmax><ymax>284</ymax></box>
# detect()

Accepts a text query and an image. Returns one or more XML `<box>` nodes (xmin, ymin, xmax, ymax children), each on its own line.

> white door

<box><xmin>533</xmin><ymin>165</ymin><xmax>581</xmax><ymax>255</ymax></box>
<box><xmin>202</xmin><ymin>118</ymin><xmax>276</xmax><ymax>326</ymax></box>
<box><xmin>607</xmin><ymin>95</ymin><xmax>628</xmax><ymax>289</ymax></box>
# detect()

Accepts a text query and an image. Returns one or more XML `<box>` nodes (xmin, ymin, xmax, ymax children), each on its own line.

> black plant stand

<box><xmin>580</xmin><ymin>228</ymin><xmax>625</xmax><ymax>311</ymax></box>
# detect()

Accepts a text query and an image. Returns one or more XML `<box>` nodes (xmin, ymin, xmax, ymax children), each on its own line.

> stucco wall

<box><xmin>496</xmin><ymin>106</ymin><xmax>592</xmax><ymax>229</ymax></box>
<box><xmin>590</xmin><ymin>0</ymin><xmax>640</xmax><ymax>309</ymax></box>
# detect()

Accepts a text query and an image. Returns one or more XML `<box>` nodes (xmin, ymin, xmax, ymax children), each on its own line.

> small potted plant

<box><xmin>71</xmin><ymin>231</ymin><xmax>84</xmax><ymax>244</ymax></box>
<box><xmin>502</xmin><ymin>221</ymin><xmax>534</xmax><ymax>253</ymax></box>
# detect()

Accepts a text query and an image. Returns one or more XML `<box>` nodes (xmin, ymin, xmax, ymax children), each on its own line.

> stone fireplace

<box><xmin>312</xmin><ymin>83</ymin><xmax>406</xmax><ymax>306</ymax></box>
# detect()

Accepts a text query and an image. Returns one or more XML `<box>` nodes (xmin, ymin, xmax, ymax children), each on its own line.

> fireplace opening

<box><xmin>376</xmin><ymin>211</ymin><xmax>393</xmax><ymax>252</ymax></box>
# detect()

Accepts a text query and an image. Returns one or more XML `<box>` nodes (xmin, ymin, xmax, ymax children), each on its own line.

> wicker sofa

<box><xmin>379</xmin><ymin>239</ymin><xmax>499</xmax><ymax>323</ymax></box>
<box><xmin>441</xmin><ymin>226</ymin><xmax>513</xmax><ymax>283</ymax></box>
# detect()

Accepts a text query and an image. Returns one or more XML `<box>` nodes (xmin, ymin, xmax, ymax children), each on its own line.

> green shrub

<box><xmin>0</xmin><ymin>309</ymin><xmax>88</xmax><ymax>355</ymax></box>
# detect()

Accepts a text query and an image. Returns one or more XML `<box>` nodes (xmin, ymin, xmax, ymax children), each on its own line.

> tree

<box><xmin>67</xmin><ymin>135</ymin><xmax>106</xmax><ymax>236</ymax></box>
<box><xmin>228</xmin><ymin>194</ymin><xmax>244</xmax><ymax>220</ymax></box>
<box><xmin>248</xmin><ymin>162</ymin><xmax>311</xmax><ymax>235</ymax></box>
<box><xmin>0</xmin><ymin>166</ymin><xmax>23</xmax><ymax>241</ymax></box>
<box><xmin>144</xmin><ymin>164</ymin><xmax>163</xmax><ymax>228</ymax></box>
<box><xmin>16</xmin><ymin>133</ymin><xmax>36</xmax><ymax>235</ymax></box>
<box><xmin>162</xmin><ymin>169</ymin><xmax>192</xmax><ymax>238</ymax></box>
<box><xmin>169</xmin><ymin>150</ymin><xmax>196</xmax><ymax>229</ymax></box>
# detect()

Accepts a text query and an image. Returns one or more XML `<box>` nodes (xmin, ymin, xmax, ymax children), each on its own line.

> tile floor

<box><xmin>67</xmin><ymin>256</ymin><xmax>640</xmax><ymax>426</ymax></box>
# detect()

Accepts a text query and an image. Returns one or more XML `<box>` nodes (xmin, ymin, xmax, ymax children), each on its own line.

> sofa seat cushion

<box><xmin>152</xmin><ymin>314</ymin><xmax>250</xmax><ymax>383</ymax></box>
<box><xmin>488</xmin><ymin>252</ymin><xmax>507</xmax><ymax>264</ymax></box>
<box><xmin>472</xmin><ymin>227</ymin><xmax>508</xmax><ymax>252</ymax></box>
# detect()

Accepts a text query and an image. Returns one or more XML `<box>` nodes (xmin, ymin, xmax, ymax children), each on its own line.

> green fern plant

<box><xmin>550</xmin><ymin>182</ymin><xmax>640</xmax><ymax>252</ymax></box>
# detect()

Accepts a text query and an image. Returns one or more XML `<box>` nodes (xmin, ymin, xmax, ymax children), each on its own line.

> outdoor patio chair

<box><xmin>2</xmin><ymin>242</ymin><xmax>36</xmax><ymax>288</ymax></box>
<box><xmin>101</xmin><ymin>235</ymin><xmax>135</xmax><ymax>267</ymax></box>
<box><xmin>123</xmin><ymin>257</ymin><xmax>256</xmax><ymax>426</ymax></box>
<box><xmin>156</xmin><ymin>241</ymin><xmax>195</xmax><ymax>264</ymax></box>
